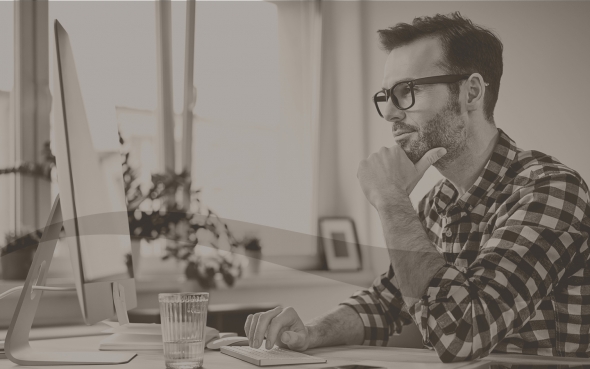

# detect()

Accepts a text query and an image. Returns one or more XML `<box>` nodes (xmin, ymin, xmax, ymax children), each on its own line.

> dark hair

<box><xmin>378</xmin><ymin>12</ymin><xmax>503</xmax><ymax>122</ymax></box>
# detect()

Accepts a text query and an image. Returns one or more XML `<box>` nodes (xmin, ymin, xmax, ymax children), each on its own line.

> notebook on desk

<box><xmin>99</xmin><ymin>323</ymin><xmax>220</xmax><ymax>351</ymax></box>
<box><xmin>99</xmin><ymin>333</ymin><xmax>163</xmax><ymax>351</ymax></box>
<box><xmin>354</xmin><ymin>360</ymin><xmax>488</xmax><ymax>369</ymax></box>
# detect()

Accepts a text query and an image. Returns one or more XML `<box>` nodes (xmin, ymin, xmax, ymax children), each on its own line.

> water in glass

<box><xmin>159</xmin><ymin>293</ymin><xmax>209</xmax><ymax>369</ymax></box>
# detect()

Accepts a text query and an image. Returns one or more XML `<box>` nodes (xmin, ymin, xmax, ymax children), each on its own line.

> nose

<box><xmin>382</xmin><ymin>98</ymin><xmax>405</xmax><ymax>122</ymax></box>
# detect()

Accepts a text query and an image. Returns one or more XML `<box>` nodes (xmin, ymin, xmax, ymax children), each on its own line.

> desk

<box><xmin>2</xmin><ymin>334</ymin><xmax>590</xmax><ymax>369</ymax></box>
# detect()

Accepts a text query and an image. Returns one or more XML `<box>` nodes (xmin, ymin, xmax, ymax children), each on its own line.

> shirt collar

<box><xmin>433</xmin><ymin>128</ymin><xmax>518</xmax><ymax>216</ymax></box>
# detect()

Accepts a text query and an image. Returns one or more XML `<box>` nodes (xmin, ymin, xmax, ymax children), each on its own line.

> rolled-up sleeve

<box><xmin>340</xmin><ymin>264</ymin><xmax>413</xmax><ymax>346</ymax></box>
<box><xmin>409</xmin><ymin>173</ymin><xmax>590</xmax><ymax>362</ymax></box>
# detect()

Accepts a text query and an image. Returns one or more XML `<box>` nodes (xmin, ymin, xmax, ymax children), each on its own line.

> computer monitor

<box><xmin>4</xmin><ymin>20</ymin><xmax>137</xmax><ymax>365</ymax></box>
<box><xmin>52</xmin><ymin>18</ymin><xmax>137</xmax><ymax>326</ymax></box>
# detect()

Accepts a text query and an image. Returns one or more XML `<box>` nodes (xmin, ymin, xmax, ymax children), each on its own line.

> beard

<box><xmin>395</xmin><ymin>95</ymin><xmax>467</xmax><ymax>168</ymax></box>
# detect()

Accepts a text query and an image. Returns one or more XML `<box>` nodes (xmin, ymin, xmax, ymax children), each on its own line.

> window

<box><xmin>119</xmin><ymin>2</ymin><xmax>321</xmax><ymax>264</ymax></box>
<box><xmin>0</xmin><ymin>1</ymin><xmax>14</xmax><ymax>246</ymax></box>
<box><xmin>4</xmin><ymin>2</ymin><xmax>322</xmax><ymax>279</ymax></box>
<box><xmin>186</xmin><ymin>2</ymin><xmax>317</xmax><ymax>256</ymax></box>
<box><xmin>0</xmin><ymin>2</ymin><xmax>13</xmax><ymax>92</ymax></box>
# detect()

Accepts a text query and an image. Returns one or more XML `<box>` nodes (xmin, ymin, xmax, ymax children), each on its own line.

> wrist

<box><xmin>375</xmin><ymin>190</ymin><xmax>411</xmax><ymax>214</ymax></box>
<box><xmin>304</xmin><ymin>324</ymin><xmax>319</xmax><ymax>349</ymax></box>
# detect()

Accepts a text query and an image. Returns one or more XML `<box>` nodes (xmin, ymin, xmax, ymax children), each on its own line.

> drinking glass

<box><xmin>159</xmin><ymin>292</ymin><xmax>209</xmax><ymax>369</ymax></box>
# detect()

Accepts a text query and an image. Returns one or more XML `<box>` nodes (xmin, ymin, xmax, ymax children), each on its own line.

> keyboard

<box><xmin>221</xmin><ymin>346</ymin><xmax>327</xmax><ymax>366</ymax></box>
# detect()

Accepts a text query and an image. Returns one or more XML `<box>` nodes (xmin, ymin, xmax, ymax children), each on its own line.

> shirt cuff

<box><xmin>340</xmin><ymin>293</ymin><xmax>393</xmax><ymax>347</ymax></box>
<box><xmin>409</xmin><ymin>265</ymin><xmax>469</xmax><ymax>342</ymax></box>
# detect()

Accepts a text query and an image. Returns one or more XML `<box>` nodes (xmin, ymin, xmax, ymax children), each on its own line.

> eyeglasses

<box><xmin>373</xmin><ymin>74</ymin><xmax>478</xmax><ymax>117</ymax></box>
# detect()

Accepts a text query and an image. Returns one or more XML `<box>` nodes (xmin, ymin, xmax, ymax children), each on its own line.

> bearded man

<box><xmin>245</xmin><ymin>12</ymin><xmax>590</xmax><ymax>362</ymax></box>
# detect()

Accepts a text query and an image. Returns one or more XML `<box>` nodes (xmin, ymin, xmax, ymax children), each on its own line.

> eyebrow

<box><xmin>382</xmin><ymin>77</ymin><xmax>414</xmax><ymax>90</ymax></box>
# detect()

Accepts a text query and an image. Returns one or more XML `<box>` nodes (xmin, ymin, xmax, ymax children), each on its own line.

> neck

<box><xmin>436</xmin><ymin>124</ymin><xmax>499</xmax><ymax>197</ymax></box>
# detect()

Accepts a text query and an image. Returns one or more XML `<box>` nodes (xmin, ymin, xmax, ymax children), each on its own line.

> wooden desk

<box><xmin>2</xmin><ymin>334</ymin><xmax>590</xmax><ymax>369</ymax></box>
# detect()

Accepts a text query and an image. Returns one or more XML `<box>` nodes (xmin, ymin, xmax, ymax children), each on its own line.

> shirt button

<box><xmin>445</xmin><ymin>229</ymin><xmax>452</xmax><ymax>237</ymax></box>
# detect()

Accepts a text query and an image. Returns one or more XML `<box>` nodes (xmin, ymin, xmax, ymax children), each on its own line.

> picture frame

<box><xmin>318</xmin><ymin>217</ymin><xmax>362</xmax><ymax>271</ymax></box>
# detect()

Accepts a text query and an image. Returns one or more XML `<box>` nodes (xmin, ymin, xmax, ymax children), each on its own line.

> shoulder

<box><xmin>497</xmin><ymin>149</ymin><xmax>590</xmax><ymax>227</ymax></box>
<box><xmin>505</xmin><ymin>149</ymin><xmax>589</xmax><ymax>195</ymax></box>
<box><xmin>511</xmin><ymin>150</ymin><xmax>583</xmax><ymax>180</ymax></box>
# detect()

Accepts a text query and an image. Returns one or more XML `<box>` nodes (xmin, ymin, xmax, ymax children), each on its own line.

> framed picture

<box><xmin>318</xmin><ymin>217</ymin><xmax>362</xmax><ymax>271</ymax></box>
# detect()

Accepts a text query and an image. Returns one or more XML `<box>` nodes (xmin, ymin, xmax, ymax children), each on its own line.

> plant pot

<box><xmin>179</xmin><ymin>276</ymin><xmax>209</xmax><ymax>293</ymax></box>
<box><xmin>128</xmin><ymin>238</ymin><xmax>142</xmax><ymax>278</ymax></box>
<box><xmin>0</xmin><ymin>246</ymin><xmax>37</xmax><ymax>280</ymax></box>
<box><xmin>245</xmin><ymin>250</ymin><xmax>262</xmax><ymax>275</ymax></box>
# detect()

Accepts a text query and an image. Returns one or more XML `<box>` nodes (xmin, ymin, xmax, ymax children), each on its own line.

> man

<box><xmin>245</xmin><ymin>12</ymin><xmax>590</xmax><ymax>362</ymax></box>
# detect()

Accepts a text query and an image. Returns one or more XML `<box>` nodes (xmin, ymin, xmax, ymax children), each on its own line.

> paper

<box><xmin>98</xmin><ymin>323</ymin><xmax>221</xmax><ymax>351</ymax></box>
<box><xmin>101</xmin><ymin>323</ymin><xmax>162</xmax><ymax>335</ymax></box>
<box><xmin>100</xmin><ymin>333</ymin><xmax>163</xmax><ymax>351</ymax></box>
<box><xmin>100</xmin><ymin>320</ymin><xmax>119</xmax><ymax>328</ymax></box>
<box><xmin>356</xmin><ymin>360</ymin><xmax>487</xmax><ymax>369</ymax></box>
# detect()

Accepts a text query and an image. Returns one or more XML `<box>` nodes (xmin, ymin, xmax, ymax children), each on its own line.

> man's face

<box><xmin>381</xmin><ymin>37</ymin><xmax>467</xmax><ymax>166</ymax></box>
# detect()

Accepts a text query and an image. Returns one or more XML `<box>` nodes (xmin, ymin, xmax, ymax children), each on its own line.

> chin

<box><xmin>395</xmin><ymin>136</ymin><xmax>413</xmax><ymax>149</ymax></box>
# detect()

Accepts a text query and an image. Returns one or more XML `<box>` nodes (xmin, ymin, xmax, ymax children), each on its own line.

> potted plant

<box><xmin>0</xmin><ymin>230</ymin><xmax>43</xmax><ymax>280</ymax></box>
<box><xmin>241</xmin><ymin>235</ymin><xmax>262</xmax><ymax>275</ymax></box>
<box><xmin>0</xmin><ymin>135</ymin><xmax>250</xmax><ymax>289</ymax></box>
<box><xmin>121</xmin><ymin>135</ymin><xmax>245</xmax><ymax>290</ymax></box>
<box><xmin>0</xmin><ymin>143</ymin><xmax>53</xmax><ymax>280</ymax></box>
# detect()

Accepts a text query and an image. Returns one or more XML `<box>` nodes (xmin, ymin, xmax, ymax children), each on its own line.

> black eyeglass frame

<box><xmin>373</xmin><ymin>74</ymin><xmax>474</xmax><ymax>117</ymax></box>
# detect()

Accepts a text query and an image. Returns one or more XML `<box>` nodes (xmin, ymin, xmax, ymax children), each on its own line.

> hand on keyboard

<box><xmin>245</xmin><ymin>306</ymin><xmax>310</xmax><ymax>351</ymax></box>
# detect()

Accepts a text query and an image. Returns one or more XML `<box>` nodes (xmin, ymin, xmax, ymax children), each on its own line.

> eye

<box><xmin>399</xmin><ymin>85</ymin><xmax>412</xmax><ymax>96</ymax></box>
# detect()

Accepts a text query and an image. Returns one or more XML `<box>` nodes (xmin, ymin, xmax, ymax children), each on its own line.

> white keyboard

<box><xmin>221</xmin><ymin>346</ymin><xmax>327</xmax><ymax>366</ymax></box>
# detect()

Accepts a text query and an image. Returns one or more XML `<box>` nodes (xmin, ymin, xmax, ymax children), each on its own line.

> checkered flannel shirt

<box><xmin>342</xmin><ymin>129</ymin><xmax>590</xmax><ymax>362</ymax></box>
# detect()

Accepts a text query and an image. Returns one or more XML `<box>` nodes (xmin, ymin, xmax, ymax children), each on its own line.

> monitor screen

<box><xmin>53</xmin><ymin>20</ymin><xmax>136</xmax><ymax>323</ymax></box>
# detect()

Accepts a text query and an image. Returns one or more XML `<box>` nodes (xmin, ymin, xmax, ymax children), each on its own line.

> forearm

<box><xmin>376</xmin><ymin>195</ymin><xmax>445</xmax><ymax>307</ymax></box>
<box><xmin>305</xmin><ymin>305</ymin><xmax>364</xmax><ymax>349</ymax></box>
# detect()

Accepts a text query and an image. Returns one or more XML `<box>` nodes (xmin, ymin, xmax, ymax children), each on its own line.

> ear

<box><xmin>465</xmin><ymin>73</ymin><xmax>487</xmax><ymax>112</ymax></box>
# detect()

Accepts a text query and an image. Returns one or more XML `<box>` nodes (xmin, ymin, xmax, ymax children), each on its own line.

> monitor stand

<box><xmin>4</xmin><ymin>196</ymin><xmax>137</xmax><ymax>365</ymax></box>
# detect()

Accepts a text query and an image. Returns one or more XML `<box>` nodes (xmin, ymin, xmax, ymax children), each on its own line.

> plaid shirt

<box><xmin>342</xmin><ymin>129</ymin><xmax>590</xmax><ymax>362</ymax></box>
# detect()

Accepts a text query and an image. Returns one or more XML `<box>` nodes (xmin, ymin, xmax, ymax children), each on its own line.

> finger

<box><xmin>415</xmin><ymin>147</ymin><xmax>447</xmax><ymax>175</ymax></box>
<box><xmin>270</xmin><ymin>327</ymin><xmax>289</xmax><ymax>349</ymax></box>
<box><xmin>264</xmin><ymin>309</ymin><xmax>296</xmax><ymax>349</ymax></box>
<box><xmin>280</xmin><ymin>331</ymin><xmax>307</xmax><ymax>351</ymax></box>
<box><xmin>244</xmin><ymin>314</ymin><xmax>253</xmax><ymax>340</ymax></box>
<box><xmin>252</xmin><ymin>307</ymin><xmax>282</xmax><ymax>349</ymax></box>
<box><xmin>248</xmin><ymin>313</ymin><xmax>261</xmax><ymax>346</ymax></box>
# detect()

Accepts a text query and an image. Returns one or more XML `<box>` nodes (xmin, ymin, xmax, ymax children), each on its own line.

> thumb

<box><xmin>280</xmin><ymin>331</ymin><xmax>306</xmax><ymax>350</ymax></box>
<box><xmin>415</xmin><ymin>147</ymin><xmax>447</xmax><ymax>175</ymax></box>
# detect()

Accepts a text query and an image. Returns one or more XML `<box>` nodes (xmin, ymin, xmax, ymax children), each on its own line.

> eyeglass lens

<box><xmin>375</xmin><ymin>82</ymin><xmax>414</xmax><ymax>115</ymax></box>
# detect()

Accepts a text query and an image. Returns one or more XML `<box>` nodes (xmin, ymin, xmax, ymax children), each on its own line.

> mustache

<box><xmin>392</xmin><ymin>122</ymin><xmax>417</xmax><ymax>132</ymax></box>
